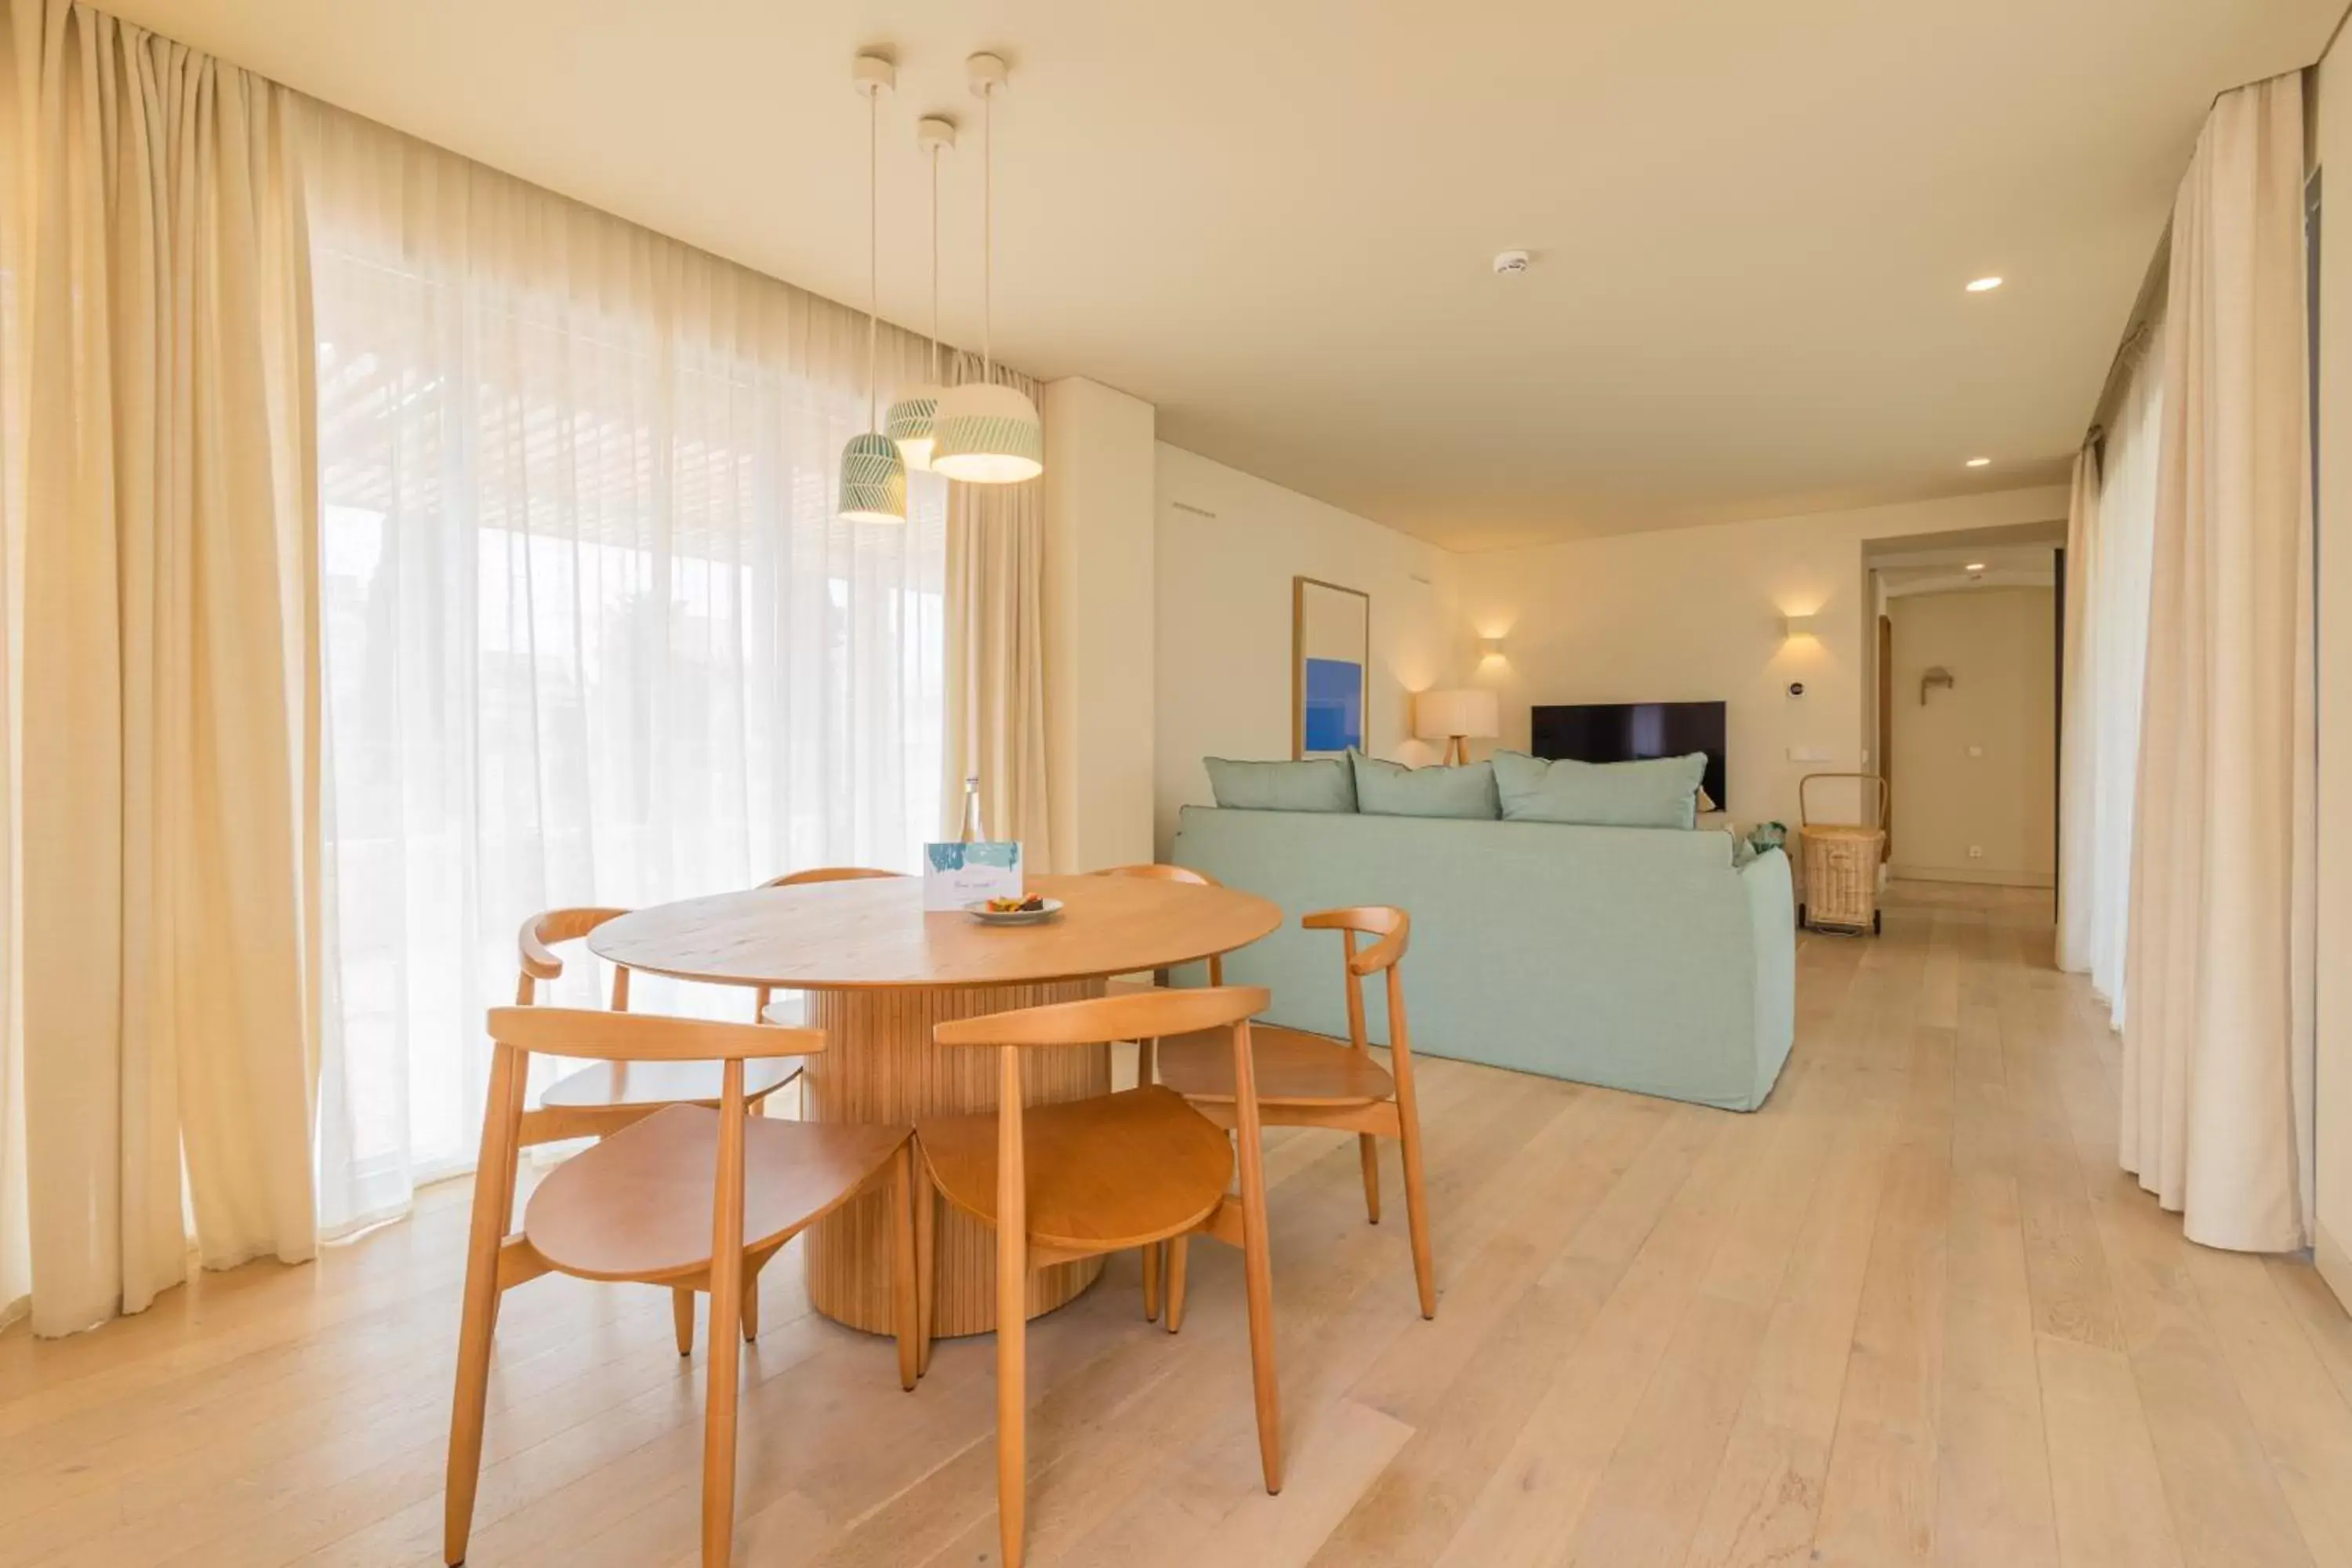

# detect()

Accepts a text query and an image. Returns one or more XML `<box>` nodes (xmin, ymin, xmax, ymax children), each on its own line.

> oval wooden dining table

<box><xmin>587</xmin><ymin>872</ymin><xmax>1282</xmax><ymax>1336</ymax></box>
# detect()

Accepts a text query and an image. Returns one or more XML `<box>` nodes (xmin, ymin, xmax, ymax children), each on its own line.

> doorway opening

<box><xmin>1864</xmin><ymin>532</ymin><xmax>2063</xmax><ymax>895</ymax></box>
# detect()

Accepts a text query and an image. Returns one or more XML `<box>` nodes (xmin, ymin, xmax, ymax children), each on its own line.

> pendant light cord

<box><xmin>928</xmin><ymin>142</ymin><xmax>940</xmax><ymax>384</ymax></box>
<box><xmin>981</xmin><ymin>85</ymin><xmax>993</xmax><ymax>381</ymax></box>
<box><xmin>866</xmin><ymin>82</ymin><xmax>879</xmax><ymax>427</ymax></box>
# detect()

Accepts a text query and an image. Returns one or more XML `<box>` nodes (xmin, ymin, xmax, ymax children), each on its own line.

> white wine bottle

<box><xmin>958</xmin><ymin>775</ymin><xmax>984</xmax><ymax>844</ymax></box>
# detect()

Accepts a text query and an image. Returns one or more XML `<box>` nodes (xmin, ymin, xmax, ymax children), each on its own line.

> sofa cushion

<box><xmin>1348</xmin><ymin>752</ymin><xmax>1500</xmax><ymax>819</ymax></box>
<box><xmin>1203</xmin><ymin>755</ymin><xmax>1356</xmax><ymax>813</ymax></box>
<box><xmin>1491</xmin><ymin>750</ymin><xmax>1708</xmax><ymax>829</ymax></box>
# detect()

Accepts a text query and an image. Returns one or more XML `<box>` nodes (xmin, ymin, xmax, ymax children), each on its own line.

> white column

<box><xmin>1041</xmin><ymin>377</ymin><xmax>1158</xmax><ymax>873</ymax></box>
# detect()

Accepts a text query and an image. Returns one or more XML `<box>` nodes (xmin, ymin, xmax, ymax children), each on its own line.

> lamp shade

<box><xmin>837</xmin><ymin>432</ymin><xmax>907</xmax><ymax>522</ymax></box>
<box><xmin>884</xmin><ymin>383</ymin><xmax>946</xmax><ymax>471</ymax></box>
<box><xmin>931</xmin><ymin>380</ymin><xmax>1044</xmax><ymax>482</ymax></box>
<box><xmin>1414</xmin><ymin>688</ymin><xmax>1500</xmax><ymax>742</ymax></box>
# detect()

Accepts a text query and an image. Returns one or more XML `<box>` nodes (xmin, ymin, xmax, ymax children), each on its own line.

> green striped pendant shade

<box><xmin>884</xmin><ymin>383</ymin><xmax>946</xmax><ymax>471</ymax></box>
<box><xmin>931</xmin><ymin>380</ymin><xmax>1044</xmax><ymax>483</ymax></box>
<box><xmin>837</xmin><ymin>431</ymin><xmax>907</xmax><ymax>522</ymax></box>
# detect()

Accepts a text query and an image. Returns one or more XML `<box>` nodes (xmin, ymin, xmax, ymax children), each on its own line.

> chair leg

<box><xmin>673</xmin><ymin>1287</ymin><xmax>696</xmax><ymax>1356</ymax></box>
<box><xmin>1239</xmin><ymin>1209</ymin><xmax>1283</xmax><ymax>1494</ymax></box>
<box><xmin>444</xmin><ymin>1209</ymin><xmax>504</xmax><ymax>1564</ymax></box>
<box><xmin>891</xmin><ymin>1145</ymin><xmax>919</xmax><ymax>1392</ymax></box>
<box><xmin>703</xmin><ymin>1255</ymin><xmax>744</xmax><ymax>1567</ymax></box>
<box><xmin>1358</xmin><ymin>1134</ymin><xmax>1381</xmax><ymax>1225</ymax></box>
<box><xmin>996</xmin><ymin>1238</ymin><xmax>1028</xmax><ymax>1568</ymax></box>
<box><xmin>1142</xmin><ymin>1239</ymin><xmax>1162</xmax><ymax>1322</ymax></box>
<box><xmin>1397</xmin><ymin>1108</ymin><xmax>1437</xmax><ymax>1320</ymax></box>
<box><xmin>741</xmin><ymin>1269</ymin><xmax>761</xmax><ymax>1344</ymax></box>
<box><xmin>914</xmin><ymin>1156</ymin><xmax>937</xmax><ymax>1378</ymax></box>
<box><xmin>1163</xmin><ymin>1234</ymin><xmax>1189</xmax><ymax>1334</ymax></box>
<box><xmin>445</xmin><ymin>1045</ymin><xmax>523</xmax><ymax>1568</ymax></box>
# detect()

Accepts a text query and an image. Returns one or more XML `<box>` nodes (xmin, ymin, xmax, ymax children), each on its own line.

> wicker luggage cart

<box><xmin>1797</xmin><ymin>772</ymin><xmax>1888</xmax><ymax>935</ymax></box>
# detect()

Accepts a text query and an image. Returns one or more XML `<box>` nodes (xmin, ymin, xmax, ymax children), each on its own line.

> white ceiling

<box><xmin>108</xmin><ymin>0</ymin><xmax>2341</xmax><ymax>550</ymax></box>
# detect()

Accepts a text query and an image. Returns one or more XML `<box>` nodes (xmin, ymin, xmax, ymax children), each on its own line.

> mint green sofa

<box><xmin>1170</xmin><ymin>806</ymin><xmax>1796</xmax><ymax>1112</ymax></box>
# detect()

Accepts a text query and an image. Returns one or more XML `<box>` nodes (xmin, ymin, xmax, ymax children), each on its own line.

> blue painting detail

<box><xmin>926</xmin><ymin>841</ymin><xmax>1022</xmax><ymax>873</ymax></box>
<box><xmin>1302</xmin><ymin>658</ymin><xmax>1364</xmax><ymax>753</ymax></box>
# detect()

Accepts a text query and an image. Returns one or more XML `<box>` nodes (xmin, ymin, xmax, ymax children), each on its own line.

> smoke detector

<box><xmin>1493</xmin><ymin>249</ymin><xmax>1531</xmax><ymax>276</ymax></box>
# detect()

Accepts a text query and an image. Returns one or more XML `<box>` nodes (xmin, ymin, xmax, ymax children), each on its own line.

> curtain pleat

<box><xmin>2056</xmin><ymin>326</ymin><xmax>2164</xmax><ymax>1023</ymax></box>
<box><xmin>0</xmin><ymin>0</ymin><xmax>319</xmax><ymax>1334</ymax></box>
<box><xmin>2120</xmin><ymin>71</ymin><xmax>2314</xmax><ymax>1252</ymax></box>
<box><xmin>941</xmin><ymin>351</ymin><xmax>1051</xmax><ymax>862</ymax></box>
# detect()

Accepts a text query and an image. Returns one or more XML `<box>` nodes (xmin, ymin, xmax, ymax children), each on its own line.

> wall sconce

<box><xmin>1479</xmin><ymin>634</ymin><xmax>1506</xmax><ymax>659</ymax></box>
<box><xmin>1781</xmin><ymin>612</ymin><xmax>1818</xmax><ymax>640</ymax></box>
<box><xmin>1920</xmin><ymin>665</ymin><xmax>1955</xmax><ymax>705</ymax></box>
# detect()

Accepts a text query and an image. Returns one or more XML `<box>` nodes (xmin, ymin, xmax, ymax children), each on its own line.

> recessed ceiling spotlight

<box><xmin>1965</xmin><ymin>457</ymin><xmax>1992</xmax><ymax>467</ymax></box>
<box><xmin>1493</xmin><ymin>249</ymin><xmax>1531</xmax><ymax>276</ymax></box>
<box><xmin>1965</xmin><ymin>561</ymin><xmax>1988</xmax><ymax>572</ymax></box>
<box><xmin>1966</xmin><ymin>276</ymin><xmax>2004</xmax><ymax>292</ymax></box>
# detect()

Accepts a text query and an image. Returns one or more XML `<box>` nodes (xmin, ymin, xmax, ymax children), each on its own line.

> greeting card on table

<box><xmin>924</xmin><ymin>840</ymin><xmax>1023</xmax><ymax>911</ymax></box>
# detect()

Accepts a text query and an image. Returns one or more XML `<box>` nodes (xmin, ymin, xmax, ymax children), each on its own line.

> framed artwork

<box><xmin>1292</xmin><ymin>575</ymin><xmax>1370</xmax><ymax>758</ymax></box>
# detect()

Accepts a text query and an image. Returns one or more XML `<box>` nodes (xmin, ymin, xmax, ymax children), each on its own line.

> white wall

<box><xmin>2310</xmin><ymin>47</ymin><xmax>2352</xmax><ymax>1307</ymax></box>
<box><xmin>1452</xmin><ymin>487</ymin><xmax>2069</xmax><ymax>833</ymax></box>
<box><xmin>1886</xmin><ymin>586</ymin><xmax>2057</xmax><ymax>886</ymax></box>
<box><xmin>1041</xmin><ymin>377</ymin><xmax>1158</xmax><ymax>872</ymax></box>
<box><xmin>1154</xmin><ymin>445</ymin><xmax>1457</xmax><ymax>855</ymax></box>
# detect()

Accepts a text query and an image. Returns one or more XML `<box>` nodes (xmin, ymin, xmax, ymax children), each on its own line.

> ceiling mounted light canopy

<box><xmin>931</xmin><ymin>52</ymin><xmax>1044</xmax><ymax>485</ymax></box>
<box><xmin>838</xmin><ymin>51</ymin><xmax>908</xmax><ymax>524</ymax></box>
<box><xmin>884</xmin><ymin>116</ymin><xmax>956</xmax><ymax>471</ymax></box>
<box><xmin>1965</xmin><ymin>275</ymin><xmax>2005</xmax><ymax>292</ymax></box>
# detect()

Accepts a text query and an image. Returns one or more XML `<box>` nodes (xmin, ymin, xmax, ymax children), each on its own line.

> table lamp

<box><xmin>1414</xmin><ymin>688</ymin><xmax>1501</xmax><ymax>766</ymax></box>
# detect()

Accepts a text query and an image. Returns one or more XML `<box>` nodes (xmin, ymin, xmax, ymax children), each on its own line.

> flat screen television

<box><xmin>1530</xmin><ymin>701</ymin><xmax>1727</xmax><ymax>810</ymax></box>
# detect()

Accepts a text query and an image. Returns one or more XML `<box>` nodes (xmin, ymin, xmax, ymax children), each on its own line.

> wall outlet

<box><xmin>1968</xmin><ymin>845</ymin><xmax>1984</xmax><ymax>858</ymax></box>
<box><xmin>1786</xmin><ymin>746</ymin><xmax>1831</xmax><ymax>763</ymax></box>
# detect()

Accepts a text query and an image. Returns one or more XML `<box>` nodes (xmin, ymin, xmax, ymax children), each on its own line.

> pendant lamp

<box><xmin>884</xmin><ymin>118</ymin><xmax>954</xmax><ymax>470</ymax></box>
<box><xmin>838</xmin><ymin>53</ymin><xmax>907</xmax><ymax>523</ymax></box>
<box><xmin>931</xmin><ymin>53</ymin><xmax>1044</xmax><ymax>484</ymax></box>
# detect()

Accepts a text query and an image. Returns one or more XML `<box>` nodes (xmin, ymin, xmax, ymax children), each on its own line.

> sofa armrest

<box><xmin>1740</xmin><ymin>848</ymin><xmax>1797</xmax><ymax>1108</ymax></box>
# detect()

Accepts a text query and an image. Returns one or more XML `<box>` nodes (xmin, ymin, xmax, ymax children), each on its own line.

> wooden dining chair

<box><xmin>514</xmin><ymin>908</ymin><xmax>801</xmax><ymax>1352</ymax></box>
<box><xmin>446</xmin><ymin>1006</ymin><xmax>917</xmax><ymax>1568</ymax></box>
<box><xmin>916</xmin><ymin>986</ymin><xmax>1283</xmax><ymax>1568</ymax></box>
<box><xmin>1156</xmin><ymin>906</ymin><xmax>1436</xmax><ymax>1320</ymax></box>
<box><xmin>1089</xmin><ymin>862</ymin><xmax>1227</xmax><ymax>1321</ymax></box>
<box><xmin>753</xmin><ymin>868</ymin><xmax>906</xmax><ymax>1025</ymax></box>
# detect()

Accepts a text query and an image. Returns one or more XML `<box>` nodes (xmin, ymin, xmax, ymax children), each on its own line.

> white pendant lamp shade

<box><xmin>935</xmin><ymin>53</ymin><xmax>1043</xmax><ymax>485</ymax></box>
<box><xmin>931</xmin><ymin>380</ymin><xmax>1044</xmax><ymax>481</ymax></box>
<box><xmin>884</xmin><ymin>383</ymin><xmax>945</xmax><ymax>470</ymax></box>
<box><xmin>838</xmin><ymin>431</ymin><xmax>908</xmax><ymax>522</ymax></box>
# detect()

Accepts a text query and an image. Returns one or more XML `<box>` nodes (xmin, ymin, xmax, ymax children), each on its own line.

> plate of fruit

<box><xmin>963</xmin><ymin>894</ymin><xmax>1063</xmax><ymax>927</ymax></box>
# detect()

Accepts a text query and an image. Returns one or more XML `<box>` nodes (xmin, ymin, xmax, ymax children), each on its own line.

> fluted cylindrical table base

<box><xmin>802</xmin><ymin>979</ymin><xmax>1109</xmax><ymax>1335</ymax></box>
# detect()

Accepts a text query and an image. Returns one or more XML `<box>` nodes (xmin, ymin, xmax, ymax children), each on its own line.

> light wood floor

<box><xmin>7</xmin><ymin>882</ymin><xmax>2352</xmax><ymax>1567</ymax></box>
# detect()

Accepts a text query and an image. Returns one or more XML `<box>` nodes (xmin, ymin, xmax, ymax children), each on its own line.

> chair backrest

<box><xmin>1091</xmin><ymin>862</ymin><xmax>1221</xmax><ymax>887</ymax></box>
<box><xmin>1304</xmin><ymin>906</ymin><xmax>1417</xmax><ymax>1080</ymax></box>
<box><xmin>934</xmin><ymin>985</ymin><xmax>1269</xmax><ymax>1049</ymax></box>
<box><xmin>1304</xmin><ymin>905</ymin><xmax>1410</xmax><ymax>975</ymax></box>
<box><xmin>761</xmin><ymin>866</ymin><xmax>906</xmax><ymax>889</ymax></box>
<box><xmin>488</xmin><ymin>1006</ymin><xmax>824</xmax><ymax>1063</ymax></box>
<box><xmin>517</xmin><ymin>907</ymin><xmax>634</xmax><ymax>1008</ymax></box>
<box><xmin>1091</xmin><ymin>864</ymin><xmax>1226</xmax><ymax>984</ymax></box>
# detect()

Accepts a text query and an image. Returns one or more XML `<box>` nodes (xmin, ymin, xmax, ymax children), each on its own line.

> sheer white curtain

<box><xmin>304</xmin><ymin>107</ymin><xmax>948</xmax><ymax>1233</ymax></box>
<box><xmin>2122</xmin><ymin>71</ymin><xmax>2314</xmax><ymax>1253</ymax></box>
<box><xmin>2057</xmin><ymin>323</ymin><xmax>2164</xmax><ymax>1023</ymax></box>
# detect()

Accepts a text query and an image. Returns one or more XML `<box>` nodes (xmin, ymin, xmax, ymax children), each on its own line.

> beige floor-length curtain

<box><xmin>941</xmin><ymin>352</ymin><xmax>1052</xmax><ymax>862</ymax></box>
<box><xmin>2056</xmin><ymin>321</ymin><xmax>2165</xmax><ymax>1025</ymax></box>
<box><xmin>2056</xmin><ymin>445</ymin><xmax>2101</xmax><ymax>974</ymax></box>
<box><xmin>0</xmin><ymin>0</ymin><xmax>320</xmax><ymax>1334</ymax></box>
<box><xmin>2121</xmin><ymin>71</ymin><xmax>2314</xmax><ymax>1253</ymax></box>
